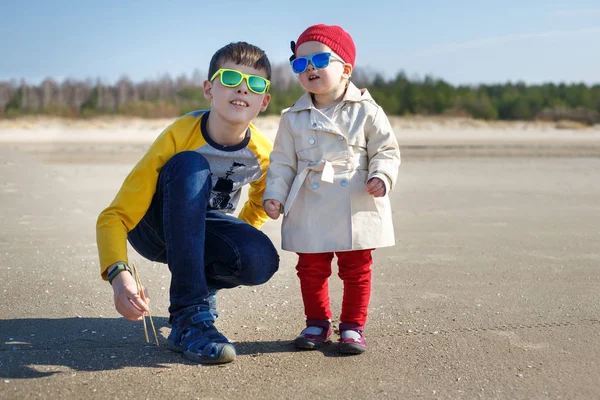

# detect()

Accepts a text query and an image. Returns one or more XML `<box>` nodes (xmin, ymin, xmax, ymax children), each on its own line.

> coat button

<box><xmin>340</xmin><ymin>179</ymin><xmax>348</xmax><ymax>186</ymax></box>
<box><xmin>308</xmin><ymin>138</ymin><xmax>316</xmax><ymax>145</ymax></box>
<box><xmin>312</xmin><ymin>122</ymin><xmax>317</xmax><ymax>127</ymax></box>
<box><xmin>312</xmin><ymin>182</ymin><xmax>319</xmax><ymax>189</ymax></box>
<box><xmin>337</xmin><ymin>135</ymin><xmax>344</xmax><ymax>141</ymax></box>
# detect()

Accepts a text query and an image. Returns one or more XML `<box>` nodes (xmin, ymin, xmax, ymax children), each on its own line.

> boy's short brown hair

<box><xmin>208</xmin><ymin>42</ymin><xmax>271</xmax><ymax>81</ymax></box>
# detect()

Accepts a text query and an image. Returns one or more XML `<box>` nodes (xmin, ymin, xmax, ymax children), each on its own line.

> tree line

<box><xmin>1</xmin><ymin>64</ymin><xmax>598</xmax><ymax>124</ymax></box>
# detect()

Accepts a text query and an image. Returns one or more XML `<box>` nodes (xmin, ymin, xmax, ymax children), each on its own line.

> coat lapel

<box><xmin>287</xmin><ymin>82</ymin><xmax>374</xmax><ymax>136</ymax></box>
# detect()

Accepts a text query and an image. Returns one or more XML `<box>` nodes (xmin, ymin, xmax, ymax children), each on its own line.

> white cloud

<box><xmin>417</xmin><ymin>27</ymin><xmax>600</xmax><ymax>56</ymax></box>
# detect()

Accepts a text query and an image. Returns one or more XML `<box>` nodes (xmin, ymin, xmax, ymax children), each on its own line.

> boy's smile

<box><xmin>230</xmin><ymin>99</ymin><xmax>249</xmax><ymax>108</ymax></box>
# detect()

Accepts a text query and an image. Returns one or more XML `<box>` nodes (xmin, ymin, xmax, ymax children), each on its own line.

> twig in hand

<box><xmin>131</xmin><ymin>261</ymin><xmax>159</xmax><ymax>346</ymax></box>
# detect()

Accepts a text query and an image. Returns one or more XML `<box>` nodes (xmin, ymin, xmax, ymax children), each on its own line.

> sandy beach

<box><xmin>1</xmin><ymin>116</ymin><xmax>600</xmax><ymax>165</ymax></box>
<box><xmin>0</xmin><ymin>117</ymin><xmax>599</xmax><ymax>399</ymax></box>
<box><xmin>1</xmin><ymin>116</ymin><xmax>599</xmax><ymax>145</ymax></box>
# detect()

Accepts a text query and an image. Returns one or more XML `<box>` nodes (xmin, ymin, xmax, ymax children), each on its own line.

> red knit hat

<box><xmin>293</xmin><ymin>24</ymin><xmax>356</xmax><ymax>67</ymax></box>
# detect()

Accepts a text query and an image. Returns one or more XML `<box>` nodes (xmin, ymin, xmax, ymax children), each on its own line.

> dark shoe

<box><xmin>339</xmin><ymin>322</ymin><xmax>367</xmax><ymax>354</ymax></box>
<box><xmin>294</xmin><ymin>319</ymin><xmax>332</xmax><ymax>350</ymax></box>
<box><xmin>167</xmin><ymin>306</ymin><xmax>236</xmax><ymax>364</ymax></box>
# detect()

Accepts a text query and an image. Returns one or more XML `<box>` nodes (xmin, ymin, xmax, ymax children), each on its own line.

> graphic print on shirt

<box><xmin>209</xmin><ymin>161</ymin><xmax>246</xmax><ymax>211</ymax></box>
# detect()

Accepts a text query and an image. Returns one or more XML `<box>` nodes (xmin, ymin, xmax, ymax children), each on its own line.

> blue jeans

<box><xmin>127</xmin><ymin>151</ymin><xmax>279</xmax><ymax>316</ymax></box>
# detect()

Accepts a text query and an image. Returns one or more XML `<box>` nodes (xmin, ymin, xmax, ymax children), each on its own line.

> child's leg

<box><xmin>296</xmin><ymin>252</ymin><xmax>334</xmax><ymax>321</ymax></box>
<box><xmin>128</xmin><ymin>151</ymin><xmax>236</xmax><ymax>363</ymax></box>
<box><xmin>294</xmin><ymin>252</ymin><xmax>334</xmax><ymax>349</ymax></box>
<box><xmin>336</xmin><ymin>249</ymin><xmax>373</xmax><ymax>326</ymax></box>
<box><xmin>158</xmin><ymin>152</ymin><xmax>215</xmax><ymax>315</ymax></box>
<box><xmin>203</xmin><ymin>210</ymin><xmax>279</xmax><ymax>290</ymax></box>
<box><xmin>128</xmin><ymin>151</ymin><xmax>214</xmax><ymax>316</ymax></box>
<box><xmin>336</xmin><ymin>249</ymin><xmax>373</xmax><ymax>354</ymax></box>
<box><xmin>128</xmin><ymin>151</ymin><xmax>279</xmax><ymax>314</ymax></box>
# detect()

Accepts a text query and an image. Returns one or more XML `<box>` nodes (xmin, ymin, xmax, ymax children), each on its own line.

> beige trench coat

<box><xmin>263</xmin><ymin>82</ymin><xmax>401</xmax><ymax>253</ymax></box>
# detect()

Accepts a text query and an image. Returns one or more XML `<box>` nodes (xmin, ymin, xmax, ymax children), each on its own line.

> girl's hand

<box><xmin>264</xmin><ymin>199</ymin><xmax>282</xmax><ymax>220</ymax></box>
<box><xmin>366</xmin><ymin>177</ymin><xmax>386</xmax><ymax>198</ymax></box>
<box><xmin>112</xmin><ymin>271</ymin><xmax>149</xmax><ymax>321</ymax></box>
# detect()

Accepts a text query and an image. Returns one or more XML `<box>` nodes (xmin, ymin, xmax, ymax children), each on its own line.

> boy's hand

<box><xmin>264</xmin><ymin>199</ymin><xmax>282</xmax><ymax>220</ymax></box>
<box><xmin>366</xmin><ymin>177</ymin><xmax>386</xmax><ymax>198</ymax></box>
<box><xmin>112</xmin><ymin>271</ymin><xmax>150</xmax><ymax>321</ymax></box>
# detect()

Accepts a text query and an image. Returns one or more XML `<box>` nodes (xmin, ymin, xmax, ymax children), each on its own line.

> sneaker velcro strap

<box><xmin>306</xmin><ymin>319</ymin><xmax>331</xmax><ymax>329</ymax></box>
<box><xmin>185</xmin><ymin>332</ymin><xmax>212</xmax><ymax>353</ymax></box>
<box><xmin>190</xmin><ymin>311</ymin><xmax>215</xmax><ymax>324</ymax></box>
<box><xmin>339</xmin><ymin>322</ymin><xmax>364</xmax><ymax>332</ymax></box>
<box><xmin>184</xmin><ymin>326</ymin><xmax>229</xmax><ymax>353</ymax></box>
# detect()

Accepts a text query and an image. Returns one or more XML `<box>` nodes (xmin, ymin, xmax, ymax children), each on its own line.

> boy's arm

<box><xmin>237</xmin><ymin>125</ymin><xmax>273</xmax><ymax>229</ymax></box>
<box><xmin>238</xmin><ymin>171</ymin><xmax>269</xmax><ymax>229</ymax></box>
<box><xmin>262</xmin><ymin>115</ymin><xmax>297</xmax><ymax>213</ymax></box>
<box><xmin>96</xmin><ymin>128</ymin><xmax>177</xmax><ymax>280</ymax></box>
<box><xmin>366</xmin><ymin>106</ymin><xmax>401</xmax><ymax>194</ymax></box>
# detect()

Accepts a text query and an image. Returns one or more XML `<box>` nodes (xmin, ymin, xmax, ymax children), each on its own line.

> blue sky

<box><xmin>2</xmin><ymin>0</ymin><xmax>599</xmax><ymax>85</ymax></box>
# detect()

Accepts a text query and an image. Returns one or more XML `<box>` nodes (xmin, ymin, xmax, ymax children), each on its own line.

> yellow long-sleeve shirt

<box><xmin>96</xmin><ymin>110</ymin><xmax>272</xmax><ymax>279</ymax></box>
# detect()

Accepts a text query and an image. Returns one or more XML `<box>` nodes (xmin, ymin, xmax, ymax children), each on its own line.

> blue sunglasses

<box><xmin>290</xmin><ymin>52</ymin><xmax>345</xmax><ymax>74</ymax></box>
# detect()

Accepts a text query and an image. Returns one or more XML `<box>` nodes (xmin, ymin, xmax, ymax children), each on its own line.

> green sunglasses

<box><xmin>210</xmin><ymin>68</ymin><xmax>271</xmax><ymax>94</ymax></box>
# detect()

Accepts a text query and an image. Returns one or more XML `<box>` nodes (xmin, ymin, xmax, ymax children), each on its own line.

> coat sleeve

<box><xmin>366</xmin><ymin>106</ymin><xmax>401</xmax><ymax>191</ymax></box>
<box><xmin>263</xmin><ymin>114</ymin><xmax>298</xmax><ymax>211</ymax></box>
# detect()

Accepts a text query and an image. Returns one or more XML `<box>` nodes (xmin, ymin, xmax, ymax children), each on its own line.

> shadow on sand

<box><xmin>0</xmin><ymin>317</ymin><xmax>311</xmax><ymax>379</ymax></box>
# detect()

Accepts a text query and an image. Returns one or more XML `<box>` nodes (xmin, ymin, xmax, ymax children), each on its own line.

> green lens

<box><xmin>221</xmin><ymin>70</ymin><xmax>243</xmax><ymax>86</ymax></box>
<box><xmin>248</xmin><ymin>76</ymin><xmax>267</xmax><ymax>93</ymax></box>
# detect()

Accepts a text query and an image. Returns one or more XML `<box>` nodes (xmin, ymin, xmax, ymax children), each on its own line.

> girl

<box><xmin>263</xmin><ymin>24</ymin><xmax>400</xmax><ymax>354</ymax></box>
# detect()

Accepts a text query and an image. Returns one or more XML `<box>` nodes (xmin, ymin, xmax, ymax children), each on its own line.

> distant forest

<box><xmin>1</xmin><ymin>64</ymin><xmax>598</xmax><ymax>124</ymax></box>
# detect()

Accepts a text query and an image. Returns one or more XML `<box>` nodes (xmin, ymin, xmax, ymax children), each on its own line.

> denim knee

<box><xmin>162</xmin><ymin>151</ymin><xmax>211</xmax><ymax>178</ymax></box>
<box><xmin>241</xmin><ymin>232</ymin><xmax>279</xmax><ymax>286</ymax></box>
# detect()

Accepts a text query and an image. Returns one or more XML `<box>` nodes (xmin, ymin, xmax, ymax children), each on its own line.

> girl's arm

<box><xmin>365</xmin><ymin>106</ymin><xmax>401</xmax><ymax>195</ymax></box>
<box><xmin>263</xmin><ymin>114</ymin><xmax>298</xmax><ymax>213</ymax></box>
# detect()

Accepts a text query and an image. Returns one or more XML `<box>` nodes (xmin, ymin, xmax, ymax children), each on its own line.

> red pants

<box><xmin>296</xmin><ymin>249</ymin><xmax>373</xmax><ymax>326</ymax></box>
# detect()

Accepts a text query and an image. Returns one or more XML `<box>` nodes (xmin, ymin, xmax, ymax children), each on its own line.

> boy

<box><xmin>96</xmin><ymin>42</ymin><xmax>279</xmax><ymax>364</ymax></box>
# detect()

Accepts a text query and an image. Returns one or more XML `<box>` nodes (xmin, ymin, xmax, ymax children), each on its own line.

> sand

<box><xmin>0</xmin><ymin>117</ymin><xmax>599</xmax><ymax>399</ymax></box>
